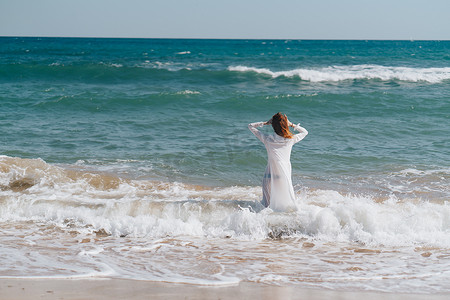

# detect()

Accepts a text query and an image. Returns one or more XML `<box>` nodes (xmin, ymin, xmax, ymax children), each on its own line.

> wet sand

<box><xmin>0</xmin><ymin>279</ymin><xmax>448</xmax><ymax>300</ymax></box>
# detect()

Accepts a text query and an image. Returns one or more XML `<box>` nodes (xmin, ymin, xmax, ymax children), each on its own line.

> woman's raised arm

<box><xmin>248</xmin><ymin>121</ymin><xmax>267</xmax><ymax>143</ymax></box>
<box><xmin>291</xmin><ymin>123</ymin><xmax>308</xmax><ymax>143</ymax></box>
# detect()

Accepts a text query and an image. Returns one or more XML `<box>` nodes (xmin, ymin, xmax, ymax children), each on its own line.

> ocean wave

<box><xmin>1</xmin><ymin>156</ymin><xmax>449</xmax><ymax>247</ymax></box>
<box><xmin>0</xmin><ymin>62</ymin><xmax>168</xmax><ymax>83</ymax></box>
<box><xmin>264</xmin><ymin>93</ymin><xmax>318</xmax><ymax>100</ymax></box>
<box><xmin>386</xmin><ymin>168</ymin><xmax>450</xmax><ymax>196</ymax></box>
<box><xmin>11</xmin><ymin>60</ymin><xmax>450</xmax><ymax>84</ymax></box>
<box><xmin>397</xmin><ymin>167</ymin><xmax>450</xmax><ymax>176</ymax></box>
<box><xmin>137</xmin><ymin>61</ymin><xmax>221</xmax><ymax>71</ymax></box>
<box><xmin>175</xmin><ymin>89</ymin><xmax>201</xmax><ymax>95</ymax></box>
<box><xmin>227</xmin><ymin>65</ymin><xmax>450</xmax><ymax>83</ymax></box>
<box><xmin>99</xmin><ymin>62</ymin><xmax>123</xmax><ymax>68</ymax></box>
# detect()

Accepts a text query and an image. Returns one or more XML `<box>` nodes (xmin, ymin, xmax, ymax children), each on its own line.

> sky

<box><xmin>1</xmin><ymin>0</ymin><xmax>449</xmax><ymax>40</ymax></box>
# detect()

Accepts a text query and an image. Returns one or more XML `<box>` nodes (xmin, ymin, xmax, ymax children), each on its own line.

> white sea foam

<box><xmin>1</xmin><ymin>156</ymin><xmax>449</xmax><ymax>247</ymax></box>
<box><xmin>228</xmin><ymin>65</ymin><xmax>450</xmax><ymax>83</ymax></box>
<box><xmin>1</xmin><ymin>156</ymin><xmax>450</xmax><ymax>292</ymax></box>
<box><xmin>397</xmin><ymin>167</ymin><xmax>450</xmax><ymax>176</ymax></box>
<box><xmin>385</xmin><ymin>168</ymin><xmax>450</xmax><ymax>198</ymax></box>
<box><xmin>264</xmin><ymin>93</ymin><xmax>318</xmax><ymax>100</ymax></box>
<box><xmin>175</xmin><ymin>90</ymin><xmax>201</xmax><ymax>95</ymax></box>
<box><xmin>176</xmin><ymin>51</ymin><xmax>191</xmax><ymax>55</ymax></box>
<box><xmin>99</xmin><ymin>62</ymin><xmax>123</xmax><ymax>68</ymax></box>
<box><xmin>138</xmin><ymin>61</ymin><xmax>219</xmax><ymax>72</ymax></box>
<box><xmin>139</xmin><ymin>61</ymin><xmax>191</xmax><ymax>71</ymax></box>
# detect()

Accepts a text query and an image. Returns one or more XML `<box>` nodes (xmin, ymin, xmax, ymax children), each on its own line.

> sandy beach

<box><xmin>1</xmin><ymin>279</ymin><xmax>448</xmax><ymax>300</ymax></box>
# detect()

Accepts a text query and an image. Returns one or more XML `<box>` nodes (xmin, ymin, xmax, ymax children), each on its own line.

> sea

<box><xmin>0</xmin><ymin>37</ymin><xmax>449</xmax><ymax>293</ymax></box>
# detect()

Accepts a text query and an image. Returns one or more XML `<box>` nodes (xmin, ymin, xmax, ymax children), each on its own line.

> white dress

<box><xmin>248</xmin><ymin>122</ymin><xmax>308</xmax><ymax>212</ymax></box>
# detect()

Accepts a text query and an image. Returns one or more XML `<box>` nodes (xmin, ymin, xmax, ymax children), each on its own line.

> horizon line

<box><xmin>1</xmin><ymin>35</ymin><xmax>449</xmax><ymax>42</ymax></box>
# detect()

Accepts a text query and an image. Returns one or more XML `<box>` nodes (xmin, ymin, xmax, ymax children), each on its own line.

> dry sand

<box><xmin>0</xmin><ymin>278</ymin><xmax>448</xmax><ymax>300</ymax></box>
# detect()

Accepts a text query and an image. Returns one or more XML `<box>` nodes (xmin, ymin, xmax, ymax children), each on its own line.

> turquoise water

<box><xmin>1</xmin><ymin>38</ymin><xmax>449</xmax><ymax>194</ymax></box>
<box><xmin>1</xmin><ymin>38</ymin><xmax>450</xmax><ymax>292</ymax></box>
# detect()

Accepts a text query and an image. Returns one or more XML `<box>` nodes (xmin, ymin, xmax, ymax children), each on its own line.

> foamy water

<box><xmin>1</xmin><ymin>156</ymin><xmax>449</xmax><ymax>293</ymax></box>
<box><xmin>228</xmin><ymin>65</ymin><xmax>450</xmax><ymax>83</ymax></box>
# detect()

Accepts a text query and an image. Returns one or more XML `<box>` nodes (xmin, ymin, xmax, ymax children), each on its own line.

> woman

<box><xmin>248</xmin><ymin>113</ymin><xmax>308</xmax><ymax>212</ymax></box>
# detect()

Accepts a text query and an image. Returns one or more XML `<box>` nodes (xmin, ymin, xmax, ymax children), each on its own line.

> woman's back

<box><xmin>248</xmin><ymin>113</ymin><xmax>308</xmax><ymax>212</ymax></box>
<box><xmin>264</xmin><ymin>134</ymin><xmax>295</xmax><ymax>162</ymax></box>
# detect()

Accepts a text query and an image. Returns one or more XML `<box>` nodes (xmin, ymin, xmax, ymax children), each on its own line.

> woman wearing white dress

<box><xmin>248</xmin><ymin>113</ymin><xmax>308</xmax><ymax>212</ymax></box>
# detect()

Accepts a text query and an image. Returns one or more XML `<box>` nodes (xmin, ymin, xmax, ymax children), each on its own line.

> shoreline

<box><xmin>1</xmin><ymin>279</ymin><xmax>448</xmax><ymax>300</ymax></box>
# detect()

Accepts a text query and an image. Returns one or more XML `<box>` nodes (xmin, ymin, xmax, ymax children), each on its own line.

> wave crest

<box><xmin>228</xmin><ymin>65</ymin><xmax>450</xmax><ymax>83</ymax></box>
<box><xmin>1</xmin><ymin>156</ymin><xmax>449</xmax><ymax>247</ymax></box>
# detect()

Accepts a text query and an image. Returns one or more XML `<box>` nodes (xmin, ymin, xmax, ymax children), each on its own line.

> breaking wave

<box><xmin>228</xmin><ymin>65</ymin><xmax>450</xmax><ymax>83</ymax></box>
<box><xmin>1</xmin><ymin>156</ymin><xmax>449</xmax><ymax>247</ymax></box>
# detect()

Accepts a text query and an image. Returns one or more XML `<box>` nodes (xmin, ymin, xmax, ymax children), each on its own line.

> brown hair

<box><xmin>271</xmin><ymin>112</ymin><xmax>293</xmax><ymax>139</ymax></box>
